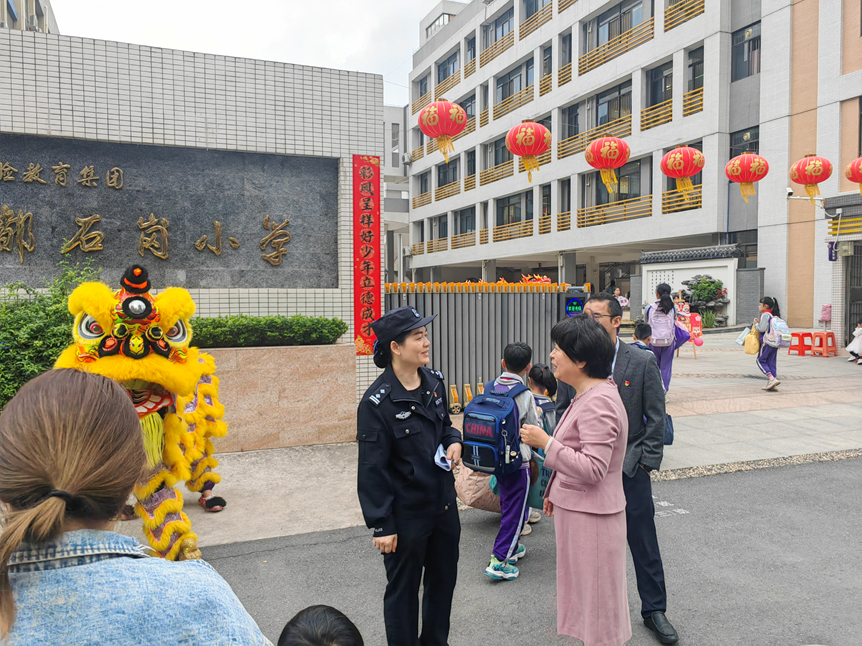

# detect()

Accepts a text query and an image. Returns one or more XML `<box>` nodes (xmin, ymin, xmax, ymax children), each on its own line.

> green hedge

<box><xmin>190</xmin><ymin>314</ymin><xmax>347</xmax><ymax>348</ymax></box>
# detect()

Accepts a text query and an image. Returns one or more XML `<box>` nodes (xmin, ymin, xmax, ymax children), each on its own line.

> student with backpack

<box><xmin>645</xmin><ymin>283</ymin><xmax>679</xmax><ymax>392</ymax></box>
<box><xmin>754</xmin><ymin>296</ymin><xmax>785</xmax><ymax>391</ymax></box>
<box><xmin>520</xmin><ymin>363</ymin><xmax>558</xmax><ymax>536</ymax></box>
<box><xmin>462</xmin><ymin>342</ymin><xmax>540</xmax><ymax>580</ymax></box>
<box><xmin>632</xmin><ymin>322</ymin><xmax>652</xmax><ymax>350</ymax></box>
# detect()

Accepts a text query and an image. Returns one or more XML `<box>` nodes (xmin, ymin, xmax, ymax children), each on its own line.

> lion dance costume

<box><xmin>54</xmin><ymin>265</ymin><xmax>227</xmax><ymax>560</ymax></box>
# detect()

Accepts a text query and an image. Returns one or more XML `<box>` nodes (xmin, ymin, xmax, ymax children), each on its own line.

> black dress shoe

<box><xmin>643</xmin><ymin>612</ymin><xmax>679</xmax><ymax>644</ymax></box>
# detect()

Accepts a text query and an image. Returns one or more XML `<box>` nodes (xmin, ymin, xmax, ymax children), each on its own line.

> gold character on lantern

<box><xmin>449</xmin><ymin>106</ymin><xmax>466</xmax><ymax>124</ymax></box>
<box><xmin>804</xmin><ymin>159</ymin><xmax>822</xmax><ymax>176</ymax></box>
<box><xmin>601</xmin><ymin>140</ymin><xmax>619</xmax><ymax>159</ymax></box>
<box><xmin>137</xmin><ymin>213</ymin><xmax>169</xmax><ymax>260</ymax></box>
<box><xmin>516</xmin><ymin>127</ymin><xmax>535</xmax><ymax>147</ymax></box>
<box><xmin>61</xmin><ymin>214</ymin><xmax>104</xmax><ymax>254</ymax></box>
<box><xmin>750</xmin><ymin>157</ymin><xmax>766</xmax><ymax>175</ymax></box>
<box><xmin>668</xmin><ymin>153</ymin><xmax>684</xmax><ymax>171</ymax></box>
<box><xmin>694</xmin><ymin>152</ymin><xmax>705</xmax><ymax>167</ymax></box>
<box><xmin>727</xmin><ymin>158</ymin><xmax>742</xmax><ymax>176</ymax></box>
<box><xmin>422</xmin><ymin>105</ymin><xmax>439</xmax><ymax>127</ymax></box>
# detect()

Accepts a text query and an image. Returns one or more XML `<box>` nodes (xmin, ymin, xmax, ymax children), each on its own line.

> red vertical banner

<box><xmin>353</xmin><ymin>155</ymin><xmax>382</xmax><ymax>356</ymax></box>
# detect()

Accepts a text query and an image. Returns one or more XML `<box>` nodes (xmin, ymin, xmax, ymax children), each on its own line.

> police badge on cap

<box><xmin>370</xmin><ymin>307</ymin><xmax>436</xmax><ymax>347</ymax></box>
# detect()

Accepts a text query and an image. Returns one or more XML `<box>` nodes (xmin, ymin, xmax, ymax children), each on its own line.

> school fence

<box><xmin>384</xmin><ymin>282</ymin><xmax>568</xmax><ymax>411</ymax></box>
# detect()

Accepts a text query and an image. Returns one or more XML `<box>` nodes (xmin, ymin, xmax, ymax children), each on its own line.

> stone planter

<box><xmin>204</xmin><ymin>344</ymin><xmax>356</xmax><ymax>452</ymax></box>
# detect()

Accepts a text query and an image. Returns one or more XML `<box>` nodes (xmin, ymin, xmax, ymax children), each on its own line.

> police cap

<box><xmin>371</xmin><ymin>306</ymin><xmax>436</xmax><ymax>347</ymax></box>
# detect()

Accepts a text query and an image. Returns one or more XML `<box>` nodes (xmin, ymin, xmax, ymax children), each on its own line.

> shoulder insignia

<box><xmin>423</xmin><ymin>367</ymin><xmax>445</xmax><ymax>381</ymax></box>
<box><xmin>368</xmin><ymin>383</ymin><xmax>391</xmax><ymax>406</ymax></box>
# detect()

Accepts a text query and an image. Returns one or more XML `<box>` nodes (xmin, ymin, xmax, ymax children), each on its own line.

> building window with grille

<box><xmin>560</xmin><ymin>178</ymin><xmax>571</xmax><ymax>213</ymax></box>
<box><xmin>591</xmin><ymin>0</ymin><xmax>644</xmax><ymax>51</ymax></box>
<box><xmin>391</xmin><ymin>123</ymin><xmax>400</xmax><ymax>167</ymax></box>
<box><xmin>435</xmin><ymin>214</ymin><xmax>448</xmax><ymax>239</ymax></box>
<box><xmin>730</xmin><ymin>126</ymin><xmax>759</xmax><ymax>157</ymax></box>
<box><xmin>562</xmin><ymin>33</ymin><xmax>572</xmax><ymax>65</ymax></box>
<box><xmin>427</xmin><ymin>13</ymin><xmax>454</xmax><ymax>39</ymax></box>
<box><xmin>458</xmin><ymin>207</ymin><xmax>476</xmax><ymax>233</ymax></box>
<box><xmin>466</xmin><ymin>150</ymin><xmax>476</xmax><ymax>176</ymax></box>
<box><xmin>488</xmin><ymin>137</ymin><xmax>513</xmax><ymax>168</ymax></box>
<box><xmin>596</xmin><ymin>160</ymin><xmax>641</xmax><ymax>205</ymax></box>
<box><xmin>688</xmin><ymin>47</ymin><xmax>704</xmax><ymax>91</ymax></box>
<box><xmin>419</xmin><ymin>76</ymin><xmax>428</xmax><ymax>97</ymax></box>
<box><xmin>525</xmin><ymin>0</ymin><xmax>551</xmax><ymax>19</ymax></box>
<box><xmin>648</xmin><ymin>62</ymin><xmax>673</xmax><ymax>107</ymax></box>
<box><xmin>419</xmin><ymin>172</ymin><xmax>430</xmax><ymax>195</ymax></box>
<box><xmin>541</xmin><ymin>184</ymin><xmax>552</xmax><ymax>217</ymax></box>
<box><xmin>542</xmin><ymin>47</ymin><xmax>552</xmax><ymax>77</ymax></box>
<box><xmin>562</xmin><ymin>104</ymin><xmax>579</xmax><ymax>139</ymax></box>
<box><xmin>732</xmin><ymin>23</ymin><xmax>761</xmax><ymax>81</ymax></box>
<box><xmin>597</xmin><ymin>81</ymin><xmax>632</xmax><ymax>125</ymax></box>
<box><xmin>486</xmin><ymin>7</ymin><xmax>514</xmax><ymax>47</ymax></box>
<box><xmin>526</xmin><ymin>59</ymin><xmax>535</xmax><ymax>87</ymax></box>
<box><xmin>497</xmin><ymin>194</ymin><xmax>521</xmax><ymax>225</ymax></box>
<box><xmin>460</xmin><ymin>95</ymin><xmax>476</xmax><ymax>119</ymax></box>
<box><xmin>496</xmin><ymin>67</ymin><xmax>523</xmax><ymax>103</ymax></box>
<box><xmin>438</xmin><ymin>159</ymin><xmax>459</xmax><ymax>187</ymax></box>
<box><xmin>467</xmin><ymin>37</ymin><xmax>476</xmax><ymax>62</ymax></box>
<box><xmin>438</xmin><ymin>51</ymin><xmax>459</xmax><ymax>83</ymax></box>
<box><xmin>526</xmin><ymin>190</ymin><xmax>534</xmax><ymax>221</ymax></box>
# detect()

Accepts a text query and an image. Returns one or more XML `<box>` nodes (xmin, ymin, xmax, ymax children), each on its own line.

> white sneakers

<box><xmin>762</xmin><ymin>378</ymin><xmax>781</xmax><ymax>391</ymax></box>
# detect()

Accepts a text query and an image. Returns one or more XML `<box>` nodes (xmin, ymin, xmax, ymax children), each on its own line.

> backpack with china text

<box><xmin>462</xmin><ymin>381</ymin><xmax>529</xmax><ymax>477</ymax></box>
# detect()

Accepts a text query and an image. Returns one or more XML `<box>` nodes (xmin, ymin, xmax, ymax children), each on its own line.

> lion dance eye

<box><xmin>165</xmin><ymin>320</ymin><xmax>188</xmax><ymax>343</ymax></box>
<box><xmin>78</xmin><ymin>315</ymin><xmax>105</xmax><ymax>340</ymax></box>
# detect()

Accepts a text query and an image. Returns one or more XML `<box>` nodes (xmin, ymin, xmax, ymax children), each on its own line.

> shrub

<box><xmin>701</xmin><ymin>310</ymin><xmax>717</xmax><ymax>328</ymax></box>
<box><xmin>191</xmin><ymin>314</ymin><xmax>348</xmax><ymax>349</ymax></box>
<box><xmin>690</xmin><ymin>276</ymin><xmax>723</xmax><ymax>304</ymax></box>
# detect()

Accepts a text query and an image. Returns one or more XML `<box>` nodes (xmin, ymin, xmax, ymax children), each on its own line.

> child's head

<box><xmin>634</xmin><ymin>322</ymin><xmax>652</xmax><ymax>345</ymax></box>
<box><xmin>502</xmin><ymin>342</ymin><xmax>532</xmax><ymax>376</ymax></box>
<box><xmin>528</xmin><ymin>363</ymin><xmax>557</xmax><ymax>397</ymax></box>
<box><xmin>857</xmin><ymin>316</ymin><xmax>862</xmax><ymax>328</ymax></box>
<box><xmin>278</xmin><ymin>605</ymin><xmax>363</xmax><ymax>646</ymax></box>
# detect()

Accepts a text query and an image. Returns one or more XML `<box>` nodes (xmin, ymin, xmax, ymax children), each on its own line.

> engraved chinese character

<box><xmin>359</xmin><ymin>181</ymin><xmax>374</xmax><ymax>196</ymax></box>
<box><xmin>106</xmin><ymin>167</ymin><xmax>124</xmax><ymax>189</ymax></box>
<box><xmin>77</xmin><ymin>166</ymin><xmax>99</xmax><ymax>187</ymax></box>
<box><xmin>22</xmin><ymin>163</ymin><xmax>47</xmax><ymax>184</ymax></box>
<box><xmin>52</xmin><ymin>162</ymin><xmax>71</xmax><ymax>186</ymax></box>
<box><xmin>359</xmin><ymin>291</ymin><xmax>375</xmax><ymax>306</ymax></box>
<box><xmin>260</xmin><ymin>214</ymin><xmax>291</xmax><ymax>266</ymax></box>
<box><xmin>195</xmin><ymin>221</ymin><xmax>223</xmax><ymax>255</ymax></box>
<box><xmin>358</xmin><ymin>165</ymin><xmax>374</xmax><ymax>181</ymax></box>
<box><xmin>0</xmin><ymin>205</ymin><xmax>35</xmax><ymax>263</ymax></box>
<box><xmin>61</xmin><ymin>215</ymin><xmax>104</xmax><ymax>254</ymax></box>
<box><xmin>0</xmin><ymin>163</ymin><xmax>17</xmax><ymax>182</ymax></box>
<box><xmin>137</xmin><ymin>213</ymin><xmax>169</xmax><ymax>260</ymax></box>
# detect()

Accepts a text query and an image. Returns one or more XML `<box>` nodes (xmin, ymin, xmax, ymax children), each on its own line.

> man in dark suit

<box><xmin>556</xmin><ymin>293</ymin><xmax>678</xmax><ymax>644</ymax></box>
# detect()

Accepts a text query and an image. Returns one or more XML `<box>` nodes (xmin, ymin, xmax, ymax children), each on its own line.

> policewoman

<box><xmin>357</xmin><ymin>306</ymin><xmax>463</xmax><ymax>646</ymax></box>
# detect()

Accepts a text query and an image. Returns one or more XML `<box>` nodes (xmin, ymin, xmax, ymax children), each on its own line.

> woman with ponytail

<box><xmin>754</xmin><ymin>296</ymin><xmax>781</xmax><ymax>391</ymax></box>
<box><xmin>0</xmin><ymin>370</ymin><xmax>268</xmax><ymax>645</ymax></box>
<box><xmin>645</xmin><ymin>283</ymin><xmax>682</xmax><ymax>391</ymax></box>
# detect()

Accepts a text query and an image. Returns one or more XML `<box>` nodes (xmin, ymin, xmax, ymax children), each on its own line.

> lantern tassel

<box><xmin>522</xmin><ymin>155</ymin><xmax>540</xmax><ymax>183</ymax></box>
<box><xmin>858</xmin><ymin>183</ymin><xmax>862</xmax><ymax>197</ymax></box>
<box><xmin>600</xmin><ymin>169</ymin><xmax>619</xmax><ymax>194</ymax></box>
<box><xmin>738</xmin><ymin>182</ymin><xmax>756</xmax><ymax>204</ymax></box>
<box><xmin>804</xmin><ymin>183</ymin><xmax>820</xmax><ymax>205</ymax></box>
<box><xmin>676</xmin><ymin>177</ymin><xmax>695</xmax><ymax>201</ymax></box>
<box><xmin>437</xmin><ymin>135</ymin><xmax>454</xmax><ymax>164</ymax></box>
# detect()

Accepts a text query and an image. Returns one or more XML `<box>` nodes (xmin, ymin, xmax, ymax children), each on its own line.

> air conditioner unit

<box><xmin>401</xmin><ymin>153</ymin><xmax>413</xmax><ymax>165</ymax></box>
<box><xmin>27</xmin><ymin>15</ymin><xmax>40</xmax><ymax>31</ymax></box>
<box><xmin>402</xmin><ymin>246</ymin><xmax>413</xmax><ymax>256</ymax></box>
<box><xmin>838</xmin><ymin>241</ymin><xmax>854</xmax><ymax>257</ymax></box>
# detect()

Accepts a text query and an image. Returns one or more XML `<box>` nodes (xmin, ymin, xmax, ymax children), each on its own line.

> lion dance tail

<box><xmin>133</xmin><ymin>467</ymin><xmax>200</xmax><ymax>561</ymax></box>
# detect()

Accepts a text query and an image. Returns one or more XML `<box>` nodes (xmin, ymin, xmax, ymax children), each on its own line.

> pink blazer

<box><xmin>544</xmin><ymin>380</ymin><xmax>629</xmax><ymax>515</ymax></box>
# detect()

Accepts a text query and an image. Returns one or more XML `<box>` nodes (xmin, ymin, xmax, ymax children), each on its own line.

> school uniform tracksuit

<box><xmin>754</xmin><ymin>312</ymin><xmax>778</xmax><ymax>378</ymax></box>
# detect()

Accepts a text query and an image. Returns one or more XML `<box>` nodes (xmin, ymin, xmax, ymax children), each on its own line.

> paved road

<box><xmin>205</xmin><ymin>457</ymin><xmax>862</xmax><ymax>646</ymax></box>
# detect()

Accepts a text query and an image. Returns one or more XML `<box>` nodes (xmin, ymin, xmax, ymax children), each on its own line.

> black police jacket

<box><xmin>357</xmin><ymin>365</ymin><xmax>462</xmax><ymax>537</ymax></box>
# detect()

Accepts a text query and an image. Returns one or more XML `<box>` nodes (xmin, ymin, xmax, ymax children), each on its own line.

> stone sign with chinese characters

<box><xmin>0</xmin><ymin>133</ymin><xmax>338</xmax><ymax>288</ymax></box>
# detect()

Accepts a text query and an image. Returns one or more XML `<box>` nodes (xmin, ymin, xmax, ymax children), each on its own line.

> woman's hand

<box><xmin>520</xmin><ymin>423</ymin><xmax>550</xmax><ymax>449</ymax></box>
<box><xmin>543</xmin><ymin>499</ymin><xmax>554</xmax><ymax>517</ymax></box>
<box><xmin>373</xmin><ymin>534</ymin><xmax>398</xmax><ymax>554</ymax></box>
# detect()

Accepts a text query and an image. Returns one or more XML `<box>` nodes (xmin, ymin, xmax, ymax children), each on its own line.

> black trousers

<box><xmin>382</xmin><ymin>504</ymin><xmax>460</xmax><ymax>646</ymax></box>
<box><xmin>623</xmin><ymin>464</ymin><xmax>667</xmax><ymax>616</ymax></box>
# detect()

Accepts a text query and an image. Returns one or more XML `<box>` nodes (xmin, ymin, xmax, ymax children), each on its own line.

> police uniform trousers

<box><xmin>623</xmin><ymin>464</ymin><xmax>667</xmax><ymax>616</ymax></box>
<box><xmin>382</xmin><ymin>503</ymin><xmax>460</xmax><ymax>646</ymax></box>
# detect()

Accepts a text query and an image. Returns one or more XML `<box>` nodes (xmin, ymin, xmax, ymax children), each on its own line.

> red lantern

<box><xmin>789</xmin><ymin>154</ymin><xmax>833</xmax><ymax>204</ymax></box>
<box><xmin>505</xmin><ymin>120</ymin><xmax>551</xmax><ymax>182</ymax></box>
<box><xmin>725</xmin><ymin>153</ymin><xmax>769</xmax><ymax>203</ymax></box>
<box><xmin>585</xmin><ymin>136</ymin><xmax>631</xmax><ymax>194</ymax></box>
<box><xmin>846</xmin><ymin>157</ymin><xmax>862</xmax><ymax>196</ymax></box>
<box><xmin>418</xmin><ymin>99</ymin><xmax>467</xmax><ymax>163</ymax></box>
<box><xmin>660</xmin><ymin>146</ymin><xmax>705</xmax><ymax>199</ymax></box>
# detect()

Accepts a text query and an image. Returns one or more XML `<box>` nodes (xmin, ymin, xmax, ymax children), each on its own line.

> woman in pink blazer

<box><xmin>521</xmin><ymin>315</ymin><xmax>631</xmax><ymax>646</ymax></box>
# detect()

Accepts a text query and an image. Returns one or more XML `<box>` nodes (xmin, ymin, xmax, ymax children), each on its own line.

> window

<box><xmin>648</xmin><ymin>62</ymin><xmax>673</xmax><ymax>106</ymax></box>
<box><xmin>538</xmin><ymin>115</ymin><xmax>552</xmax><ymax>132</ymax></box>
<box><xmin>595</xmin><ymin>0</ymin><xmax>644</xmax><ymax>48</ymax></box>
<box><xmin>732</xmin><ymin>23</ymin><xmax>761</xmax><ymax>81</ymax></box>
<box><xmin>418</xmin><ymin>222</ymin><xmax>425</xmax><ymax>243</ymax></box>
<box><xmin>391</xmin><ymin>123</ymin><xmax>400</xmax><ymax>167</ymax></box>
<box><xmin>542</xmin><ymin>184</ymin><xmax>552</xmax><ymax>217</ymax></box>
<box><xmin>496</xmin><ymin>68</ymin><xmax>522</xmax><ymax>103</ymax></box>
<box><xmin>597</xmin><ymin>160</ymin><xmax>641</xmax><ymax>204</ymax></box>
<box><xmin>459</xmin><ymin>95</ymin><xmax>476</xmax><ymax>119</ymax></box>
<box><xmin>525</xmin><ymin>0</ymin><xmax>550</xmax><ymax>19</ymax></box>
<box><xmin>562</xmin><ymin>104</ymin><xmax>579</xmax><ymax>139</ymax></box>
<box><xmin>438</xmin><ymin>52</ymin><xmax>459</xmax><ymax>84</ymax></box>
<box><xmin>436</xmin><ymin>214</ymin><xmax>448</xmax><ymax>239</ymax></box>
<box><xmin>467</xmin><ymin>37</ymin><xmax>476</xmax><ymax>62</ymax></box>
<box><xmin>666</xmin><ymin>141</ymin><xmax>703</xmax><ymax>191</ymax></box>
<box><xmin>489</xmin><ymin>137</ymin><xmax>513</xmax><ymax>167</ymax></box>
<box><xmin>487</xmin><ymin>7</ymin><xmax>514</xmax><ymax>46</ymax></box>
<box><xmin>730</xmin><ymin>126</ymin><xmax>759</xmax><ymax>157</ymax></box>
<box><xmin>438</xmin><ymin>159</ymin><xmax>459</xmax><ymax>187</ymax></box>
<box><xmin>419</xmin><ymin>172</ymin><xmax>430</xmax><ymax>195</ymax></box>
<box><xmin>458</xmin><ymin>207</ymin><xmax>476</xmax><ymax>233</ymax></box>
<box><xmin>542</xmin><ymin>47</ymin><xmax>553</xmax><ymax>77</ymax></box>
<box><xmin>426</xmin><ymin>13</ymin><xmax>454</xmax><ymax>39</ymax></box>
<box><xmin>560</xmin><ymin>178</ymin><xmax>571</xmax><ymax>212</ymax></box>
<box><xmin>727</xmin><ymin>230</ymin><xmax>758</xmax><ymax>268</ymax></box>
<box><xmin>418</xmin><ymin>76</ymin><xmax>428</xmax><ymax>97</ymax></box>
<box><xmin>526</xmin><ymin>190</ymin><xmax>534</xmax><ymax>221</ymax></box>
<box><xmin>526</xmin><ymin>59</ymin><xmax>535</xmax><ymax>87</ymax></box>
<box><xmin>466</xmin><ymin>150</ymin><xmax>476</xmax><ymax>176</ymax></box>
<box><xmin>597</xmin><ymin>81</ymin><xmax>632</xmax><ymax>125</ymax></box>
<box><xmin>688</xmin><ymin>47</ymin><xmax>704</xmax><ymax>91</ymax></box>
<box><xmin>562</xmin><ymin>33</ymin><xmax>572</xmax><ymax>65</ymax></box>
<box><xmin>497</xmin><ymin>194</ymin><xmax>521</xmax><ymax>225</ymax></box>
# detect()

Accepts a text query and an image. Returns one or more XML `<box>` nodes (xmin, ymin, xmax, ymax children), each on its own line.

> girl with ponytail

<box><xmin>528</xmin><ymin>363</ymin><xmax>558</xmax><ymax>433</ymax></box>
<box><xmin>0</xmin><ymin>370</ymin><xmax>268</xmax><ymax>645</ymax></box>
<box><xmin>754</xmin><ymin>296</ymin><xmax>781</xmax><ymax>391</ymax></box>
<box><xmin>645</xmin><ymin>283</ymin><xmax>684</xmax><ymax>391</ymax></box>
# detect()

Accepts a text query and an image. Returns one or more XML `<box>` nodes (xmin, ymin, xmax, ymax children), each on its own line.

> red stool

<box><xmin>811</xmin><ymin>331</ymin><xmax>837</xmax><ymax>357</ymax></box>
<box><xmin>788</xmin><ymin>332</ymin><xmax>813</xmax><ymax>356</ymax></box>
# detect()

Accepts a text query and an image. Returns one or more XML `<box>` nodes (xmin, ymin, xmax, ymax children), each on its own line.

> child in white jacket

<box><xmin>847</xmin><ymin>317</ymin><xmax>862</xmax><ymax>364</ymax></box>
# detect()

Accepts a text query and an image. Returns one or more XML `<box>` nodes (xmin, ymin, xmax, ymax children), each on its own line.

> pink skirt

<box><xmin>555</xmin><ymin>508</ymin><xmax>631</xmax><ymax>646</ymax></box>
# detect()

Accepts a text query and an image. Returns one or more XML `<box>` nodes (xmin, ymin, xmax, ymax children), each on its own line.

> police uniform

<box><xmin>357</xmin><ymin>307</ymin><xmax>462</xmax><ymax>646</ymax></box>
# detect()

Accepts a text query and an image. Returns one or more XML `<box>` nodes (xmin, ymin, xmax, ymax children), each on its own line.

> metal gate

<box><xmin>847</xmin><ymin>243</ymin><xmax>862</xmax><ymax>346</ymax></box>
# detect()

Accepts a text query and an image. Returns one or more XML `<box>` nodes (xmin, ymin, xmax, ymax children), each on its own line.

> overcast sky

<box><xmin>53</xmin><ymin>0</ymin><xmax>445</xmax><ymax>106</ymax></box>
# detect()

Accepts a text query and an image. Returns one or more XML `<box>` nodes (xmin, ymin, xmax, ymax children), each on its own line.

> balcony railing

<box><xmin>412</xmin><ymin>145</ymin><xmax>425</xmax><ymax>162</ymax></box>
<box><xmin>558</xmin><ymin>61</ymin><xmax>572</xmax><ymax>86</ymax></box>
<box><xmin>435</xmin><ymin>70</ymin><xmax>460</xmax><ymax>100</ymax></box>
<box><xmin>412</xmin><ymin>242</ymin><xmax>425</xmax><ymax>256</ymax></box>
<box><xmin>480</xmin><ymin>30</ymin><xmax>515</xmax><ymax>68</ymax></box>
<box><xmin>558</xmin><ymin>114</ymin><xmax>632</xmax><ymax>159</ymax></box>
<box><xmin>520</xmin><ymin>3</ymin><xmax>553</xmax><ymax>40</ymax></box>
<box><xmin>464</xmin><ymin>58</ymin><xmax>476</xmax><ymax>79</ymax></box>
<box><xmin>519</xmin><ymin>150</ymin><xmax>552</xmax><ymax>173</ymax></box>
<box><xmin>480</xmin><ymin>229</ymin><xmax>489</xmax><ymax>244</ymax></box>
<box><xmin>539</xmin><ymin>214</ymin><xmax>552</xmax><ymax>234</ymax></box>
<box><xmin>426</xmin><ymin>138</ymin><xmax>439</xmax><ymax>154</ymax></box>
<box><xmin>559</xmin><ymin>0</ymin><xmax>578</xmax><ymax>10</ymax></box>
<box><xmin>464</xmin><ymin>174</ymin><xmax>477</xmax><ymax>191</ymax></box>
<box><xmin>576</xmin><ymin>195</ymin><xmax>652</xmax><ymax>228</ymax></box>
<box><xmin>494</xmin><ymin>84</ymin><xmax>534</xmax><ymax>120</ymax></box>
<box><xmin>412</xmin><ymin>91</ymin><xmax>432</xmax><ymax>115</ymax></box>
<box><xmin>480</xmin><ymin>159</ymin><xmax>514</xmax><ymax>186</ymax></box>
<box><xmin>557</xmin><ymin>211</ymin><xmax>572</xmax><ymax>231</ymax></box>
<box><xmin>453</xmin><ymin>116</ymin><xmax>476</xmax><ymax>141</ymax></box>
<box><xmin>428</xmin><ymin>238</ymin><xmax>449</xmax><ymax>253</ymax></box>
<box><xmin>412</xmin><ymin>191</ymin><xmax>432</xmax><ymax>209</ymax></box>
<box><xmin>493</xmin><ymin>220</ymin><xmax>534</xmax><ymax>242</ymax></box>
<box><xmin>480</xmin><ymin>109</ymin><xmax>490</xmax><ymax>127</ymax></box>
<box><xmin>451</xmin><ymin>231</ymin><xmax>477</xmax><ymax>249</ymax></box>
<box><xmin>665</xmin><ymin>0</ymin><xmax>705</xmax><ymax>31</ymax></box>
<box><xmin>683</xmin><ymin>87</ymin><xmax>704</xmax><ymax>116</ymax></box>
<box><xmin>662</xmin><ymin>184</ymin><xmax>702</xmax><ymax>213</ymax></box>
<box><xmin>539</xmin><ymin>74</ymin><xmax>553</xmax><ymax>96</ymax></box>
<box><xmin>579</xmin><ymin>18</ymin><xmax>654</xmax><ymax>76</ymax></box>
<box><xmin>828</xmin><ymin>217</ymin><xmax>862</xmax><ymax>235</ymax></box>
<box><xmin>435</xmin><ymin>181</ymin><xmax>461</xmax><ymax>201</ymax></box>
<box><xmin>640</xmin><ymin>98</ymin><xmax>673</xmax><ymax>131</ymax></box>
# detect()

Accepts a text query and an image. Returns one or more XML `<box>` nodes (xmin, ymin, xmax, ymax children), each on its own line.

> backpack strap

<box><xmin>487</xmin><ymin>380</ymin><xmax>528</xmax><ymax>399</ymax></box>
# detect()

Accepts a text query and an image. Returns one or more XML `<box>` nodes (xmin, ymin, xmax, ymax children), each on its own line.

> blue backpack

<box><xmin>462</xmin><ymin>380</ymin><xmax>529</xmax><ymax>477</ymax></box>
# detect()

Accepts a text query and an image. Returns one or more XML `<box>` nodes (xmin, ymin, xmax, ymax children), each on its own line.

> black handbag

<box><xmin>663</xmin><ymin>413</ymin><xmax>674</xmax><ymax>446</ymax></box>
